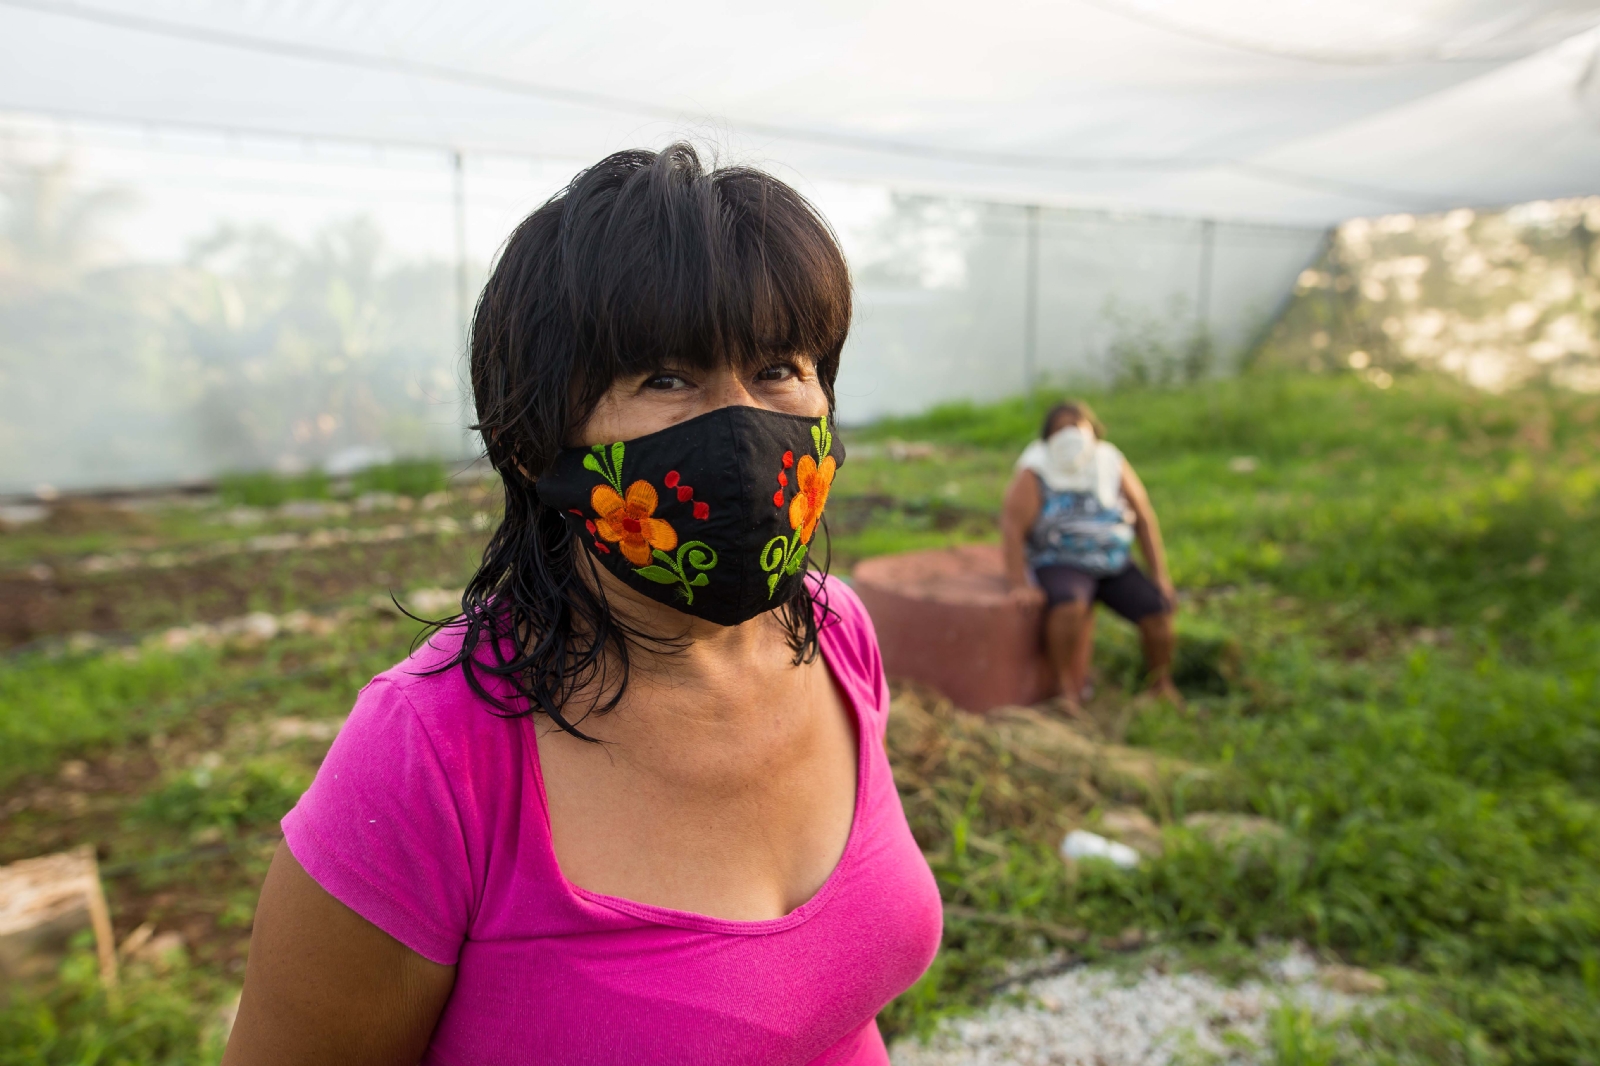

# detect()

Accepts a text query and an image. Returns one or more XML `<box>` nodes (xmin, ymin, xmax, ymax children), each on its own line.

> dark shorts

<box><xmin>1033</xmin><ymin>563</ymin><xmax>1169</xmax><ymax>623</ymax></box>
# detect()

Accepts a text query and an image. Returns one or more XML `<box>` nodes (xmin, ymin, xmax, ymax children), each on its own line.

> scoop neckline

<box><xmin>526</xmin><ymin>616</ymin><xmax>869</xmax><ymax>936</ymax></box>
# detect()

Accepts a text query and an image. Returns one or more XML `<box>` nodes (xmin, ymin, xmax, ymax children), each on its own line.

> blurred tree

<box><xmin>0</xmin><ymin>159</ymin><xmax>465</xmax><ymax>493</ymax></box>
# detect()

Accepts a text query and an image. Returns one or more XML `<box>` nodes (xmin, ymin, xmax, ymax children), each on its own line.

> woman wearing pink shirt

<box><xmin>222</xmin><ymin>145</ymin><xmax>943</xmax><ymax>1065</ymax></box>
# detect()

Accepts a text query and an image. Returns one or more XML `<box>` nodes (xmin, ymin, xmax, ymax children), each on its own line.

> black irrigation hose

<box><xmin>942</xmin><ymin>906</ymin><xmax>1163</xmax><ymax>994</ymax></box>
<box><xmin>987</xmin><ymin>954</ymin><xmax>1091</xmax><ymax>994</ymax></box>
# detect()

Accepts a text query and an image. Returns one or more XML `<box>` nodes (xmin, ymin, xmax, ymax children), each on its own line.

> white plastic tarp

<box><xmin>3</xmin><ymin>2</ymin><xmax>1600</xmax><ymax>491</ymax></box>
<box><xmin>5</xmin><ymin>0</ymin><xmax>1600</xmax><ymax>224</ymax></box>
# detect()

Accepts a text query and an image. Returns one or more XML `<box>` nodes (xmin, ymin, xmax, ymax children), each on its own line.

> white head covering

<box><xmin>1017</xmin><ymin>426</ymin><xmax>1126</xmax><ymax>509</ymax></box>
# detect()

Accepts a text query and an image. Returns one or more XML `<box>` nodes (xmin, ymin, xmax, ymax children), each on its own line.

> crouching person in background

<box><xmin>1001</xmin><ymin>401</ymin><xmax>1180</xmax><ymax>719</ymax></box>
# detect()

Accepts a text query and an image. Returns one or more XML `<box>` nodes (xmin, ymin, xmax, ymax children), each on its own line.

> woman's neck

<box><xmin>566</xmin><ymin>565</ymin><xmax>808</xmax><ymax>736</ymax></box>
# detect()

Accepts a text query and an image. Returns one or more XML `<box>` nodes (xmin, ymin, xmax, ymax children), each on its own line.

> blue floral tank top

<box><xmin>1026</xmin><ymin>474</ymin><xmax>1134</xmax><ymax>576</ymax></box>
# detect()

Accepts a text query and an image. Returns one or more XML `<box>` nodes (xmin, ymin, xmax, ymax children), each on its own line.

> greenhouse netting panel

<box><xmin>833</xmin><ymin>200</ymin><xmax>1326</xmax><ymax>423</ymax></box>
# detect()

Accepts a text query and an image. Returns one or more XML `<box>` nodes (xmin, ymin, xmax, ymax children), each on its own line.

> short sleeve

<box><xmin>1015</xmin><ymin>439</ymin><xmax>1047</xmax><ymax>471</ymax></box>
<box><xmin>281</xmin><ymin>677</ymin><xmax>475</xmax><ymax>965</ymax></box>
<box><xmin>815</xmin><ymin>576</ymin><xmax>892</xmax><ymax>738</ymax></box>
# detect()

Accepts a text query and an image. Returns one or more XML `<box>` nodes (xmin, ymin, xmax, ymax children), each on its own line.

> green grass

<box><xmin>3</xmin><ymin>370</ymin><xmax>1598</xmax><ymax>1063</ymax></box>
<box><xmin>0</xmin><ymin>937</ymin><xmax>229</xmax><ymax>1066</ymax></box>
<box><xmin>217</xmin><ymin>459</ymin><xmax>450</xmax><ymax>507</ymax></box>
<box><xmin>859</xmin><ymin>373</ymin><xmax>1600</xmax><ymax>1062</ymax></box>
<box><xmin>350</xmin><ymin>458</ymin><xmax>449</xmax><ymax>499</ymax></box>
<box><xmin>0</xmin><ymin>615</ymin><xmax>421</xmax><ymax>790</ymax></box>
<box><xmin>217</xmin><ymin>469</ymin><xmax>331</xmax><ymax>508</ymax></box>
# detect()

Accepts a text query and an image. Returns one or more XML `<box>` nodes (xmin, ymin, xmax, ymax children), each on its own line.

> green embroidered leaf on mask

<box><xmin>610</xmin><ymin>441</ymin><xmax>625</xmax><ymax>475</ymax></box>
<box><xmin>633</xmin><ymin>565</ymin><xmax>679</xmax><ymax>584</ymax></box>
<box><xmin>582</xmin><ymin>453</ymin><xmax>603</xmax><ymax>476</ymax></box>
<box><xmin>811</xmin><ymin>416</ymin><xmax>832</xmax><ymax>459</ymax></box>
<box><xmin>784</xmin><ymin>543</ymin><xmax>809</xmax><ymax>576</ymax></box>
<box><xmin>689</xmin><ymin>573</ymin><xmax>709</xmax><ymax>587</ymax></box>
<box><xmin>760</xmin><ymin>534</ymin><xmax>789</xmax><ymax>574</ymax></box>
<box><xmin>766</xmin><ymin>571</ymin><xmax>782</xmax><ymax>597</ymax></box>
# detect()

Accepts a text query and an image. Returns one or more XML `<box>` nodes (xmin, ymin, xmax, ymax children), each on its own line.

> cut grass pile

<box><xmin>0</xmin><ymin>371</ymin><xmax>1596</xmax><ymax>1063</ymax></box>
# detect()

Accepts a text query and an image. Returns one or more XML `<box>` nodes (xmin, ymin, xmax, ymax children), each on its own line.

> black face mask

<box><xmin>536</xmin><ymin>406</ymin><xmax>844</xmax><ymax>627</ymax></box>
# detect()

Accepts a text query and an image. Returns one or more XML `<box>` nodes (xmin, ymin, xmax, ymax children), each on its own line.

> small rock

<box><xmin>268</xmin><ymin>716</ymin><xmax>344</xmax><ymax>744</ymax></box>
<box><xmin>66</xmin><ymin>632</ymin><xmax>101</xmax><ymax>654</ymax></box>
<box><xmin>1098</xmin><ymin>808</ymin><xmax>1163</xmax><ymax>858</ymax></box>
<box><xmin>355</xmin><ymin>491</ymin><xmax>398</xmax><ymax>512</ymax></box>
<box><xmin>224</xmin><ymin>612</ymin><xmax>280</xmax><ymax>645</ymax></box>
<box><xmin>408</xmin><ymin>588</ymin><xmax>464</xmax><ymax>617</ymax></box>
<box><xmin>1183</xmin><ymin>812</ymin><xmax>1289</xmax><ymax>850</ymax></box>
<box><xmin>58</xmin><ymin>760</ymin><xmax>88</xmax><ymax>785</ymax></box>
<box><xmin>277</xmin><ymin>500</ymin><xmax>329</xmax><ymax>520</ymax></box>
<box><xmin>1100</xmin><ymin>927</ymin><xmax>1147</xmax><ymax>951</ymax></box>
<box><xmin>1320</xmin><ymin>963</ymin><xmax>1386</xmax><ymax>995</ymax></box>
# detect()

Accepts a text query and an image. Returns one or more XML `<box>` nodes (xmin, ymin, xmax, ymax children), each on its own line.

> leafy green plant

<box><xmin>136</xmin><ymin>757</ymin><xmax>311</xmax><ymax>833</ymax></box>
<box><xmin>217</xmin><ymin>468</ymin><xmax>330</xmax><ymax>507</ymax></box>
<box><xmin>0</xmin><ymin>939</ymin><xmax>225</xmax><ymax>1066</ymax></box>
<box><xmin>350</xmin><ymin>458</ymin><xmax>448</xmax><ymax>498</ymax></box>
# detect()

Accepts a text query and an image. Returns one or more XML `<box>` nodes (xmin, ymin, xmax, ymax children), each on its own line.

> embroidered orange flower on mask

<box><xmin>591</xmin><ymin>480</ymin><xmax>678</xmax><ymax>566</ymax></box>
<box><xmin>788</xmin><ymin>453</ymin><xmax>836</xmax><ymax>544</ymax></box>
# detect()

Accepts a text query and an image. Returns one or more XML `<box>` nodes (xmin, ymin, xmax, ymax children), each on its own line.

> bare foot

<box><xmin>1039</xmin><ymin>694</ymin><xmax>1092</xmax><ymax>726</ymax></box>
<box><xmin>1145</xmin><ymin>680</ymin><xmax>1186</xmax><ymax>709</ymax></box>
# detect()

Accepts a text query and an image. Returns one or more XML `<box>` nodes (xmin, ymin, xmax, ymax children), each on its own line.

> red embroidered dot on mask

<box><xmin>535</xmin><ymin>407</ymin><xmax>844</xmax><ymax>626</ymax></box>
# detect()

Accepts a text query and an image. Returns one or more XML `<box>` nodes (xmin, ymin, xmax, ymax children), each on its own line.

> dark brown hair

<box><xmin>446</xmin><ymin>144</ymin><xmax>852</xmax><ymax>739</ymax></box>
<box><xmin>1041</xmin><ymin>400</ymin><xmax>1106</xmax><ymax>440</ymax></box>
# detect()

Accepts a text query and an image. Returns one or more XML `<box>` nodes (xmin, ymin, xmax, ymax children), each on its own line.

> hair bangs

<box><xmin>559</xmin><ymin>146</ymin><xmax>851</xmax><ymax>419</ymax></box>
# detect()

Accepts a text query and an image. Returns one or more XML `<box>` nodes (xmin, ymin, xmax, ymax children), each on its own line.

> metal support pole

<box><xmin>452</xmin><ymin>149</ymin><xmax>473</xmax><ymax>456</ymax></box>
<box><xmin>1023</xmin><ymin>204</ymin><xmax>1041</xmax><ymax>395</ymax></box>
<box><xmin>452</xmin><ymin>149</ymin><xmax>470</xmax><ymax>351</ymax></box>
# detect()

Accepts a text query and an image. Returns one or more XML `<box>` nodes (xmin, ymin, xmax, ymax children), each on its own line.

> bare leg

<box><xmin>1071</xmin><ymin>609</ymin><xmax>1096</xmax><ymax>701</ymax></box>
<box><xmin>1044</xmin><ymin>600</ymin><xmax>1095</xmax><ymax>716</ymax></box>
<box><xmin>1137</xmin><ymin>610</ymin><xmax>1182</xmax><ymax>704</ymax></box>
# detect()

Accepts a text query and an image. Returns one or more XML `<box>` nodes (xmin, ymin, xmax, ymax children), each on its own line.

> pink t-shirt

<box><xmin>282</xmin><ymin>577</ymin><xmax>943</xmax><ymax>1065</ymax></box>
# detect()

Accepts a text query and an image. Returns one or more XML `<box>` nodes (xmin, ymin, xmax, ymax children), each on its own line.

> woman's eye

<box><xmin>756</xmin><ymin>363</ymin><xmax>797</xmax><ymax>383</ymax></box>
<box><xmin>643</xmin><ymin>373</ymin><xmax>690</xmax><ymax>391</ymax></box>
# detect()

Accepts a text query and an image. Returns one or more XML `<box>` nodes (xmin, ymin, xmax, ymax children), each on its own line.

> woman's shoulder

<box><xmin>284</xmin><ymin>621</ymin><xmax>515</xmax><ymax>966</ymax></box>
<box><xmin>331</xmin><ymin>621</ymin><xmax>527</xmax><ymax>784</ymax></box>
<box><xmin>1015</xmin><ymin>438</ymin><xmax>1048</xmax><ymax>470</ymax></box>
<box><xmin>366</xmin><ymin>620</ymin><xmax>517</xmax><ymax>717</ymax></box>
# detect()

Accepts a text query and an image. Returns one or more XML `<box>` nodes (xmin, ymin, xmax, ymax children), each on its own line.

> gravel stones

<box><xmin>891</xmin><ymin>946</ymin><xmax>1371</xmax><ymax>1066</ymax></box>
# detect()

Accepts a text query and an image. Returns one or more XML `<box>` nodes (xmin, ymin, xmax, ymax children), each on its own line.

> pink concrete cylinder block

<box><xmin>852</xmin><ymin>543</ymin><xmax>1057</xmax><ymax>714</ymax></box>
